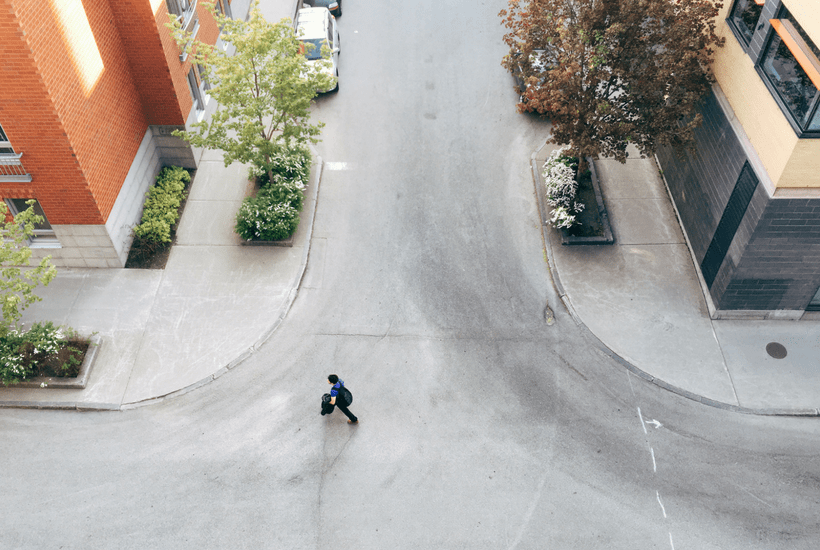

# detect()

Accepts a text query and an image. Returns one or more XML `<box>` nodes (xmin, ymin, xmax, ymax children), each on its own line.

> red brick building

<box><xmin>0</xmin><ymin>0</ymin><xmax>230</xmax><ymax>266</ymax></box>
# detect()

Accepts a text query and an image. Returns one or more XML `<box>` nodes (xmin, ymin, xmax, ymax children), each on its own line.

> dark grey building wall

<box><xmin>657</xmin><ymin>92</ymin><xmax>749</xmax><ymax>262</ymax></box>
<box><xmin>723</xmin><ymin>199</ymin><xmax>820</xmax><ymax>310</ymax></box>
<box><xmin>657</xmin><ymin>91</ymin><xmax>820</xmax><ymax>311</ymax></box>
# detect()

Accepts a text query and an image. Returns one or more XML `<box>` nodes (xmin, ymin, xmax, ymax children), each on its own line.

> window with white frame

<box><xmin>0</xmin><ymin>123</ymin><xmax>14</xmax><ymax>155</ymax></box>
<box><xmin>187</xmin><ymin>68</ymin><xmax>206</xmax><ymax>115</ymax></box>
<box><xmin>214</xmin><ymin>0</ymin><xmax>232</xmax><ymax>19</ymax></box>
<box><xmin>5</xmin><ymin>199</ymin><xmax>60</xmax><ymax>247</ymax></box>
<box><xmin>167</xmin><ymin>0</ymin><xmax>200</xmax><ymax>61</ymax></box>
<box><xmin>166</xmin><ymin>0</ymin><xmax>196</xmax><ymax>21</ymax></box>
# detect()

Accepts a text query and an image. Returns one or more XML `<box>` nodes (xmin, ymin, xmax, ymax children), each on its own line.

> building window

<box><xmin>809</xmin><ymin>285</ymin><xmax>820</xmax><ymax>311</ymax></box>
<box><xmin>166</xmin><ymin>0</ymin><xmax>196</xmax><ymax>22</ymax></box>
<box><xmin>728</xmin><ymin>0</ymin><xmax>763</xmax><ymax>45</ymax></box>
<box><xmin>5</xmin><ymin>199</ymin><xmax>60</xmax><ymax>248</ymax></box>
<box><xmin>0</xmin><ymin>123</ymin><xmax>14</xmax><ymax>155</ymax></box>
<box><xmin>168</xmin><ymin>0</ymin><xmax>200</xmax><ymax>61</ymax></box>
<box><xmin>759</xmin><ymin>7</ymin><xmax>820</xmax><ymax>134</ymax></box>
<box><xmin>214</xmin><ymin>0</ymin><xmax>232</xmax><ymax>19</ymax></box>
<box><xmin>196</xmin><ymin>63</ymin><xmax>211</xmax><ymax>92</ymax></box>
<box><xmin>187</xmin><ymin>68</ymin><xmax>206</xmax><ymax>116</ymax></box>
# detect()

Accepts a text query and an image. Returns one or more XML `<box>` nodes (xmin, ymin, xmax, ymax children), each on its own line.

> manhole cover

<box><xmin>766</xmin><ymin>342</ymin><xmax>787</xmax><ymax>359</ymax></box>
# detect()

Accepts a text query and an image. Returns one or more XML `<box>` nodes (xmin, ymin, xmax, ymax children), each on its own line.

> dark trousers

<box><xmin>336</xmin><ymin>403</ymin><xmax>357</xmax><ymax>422</ymax></box>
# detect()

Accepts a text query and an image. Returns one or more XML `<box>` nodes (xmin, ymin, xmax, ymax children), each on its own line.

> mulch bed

<box><xmin>565</xmin><ymin>167</ymin><xmax>604</xmax><ymax>238</ymax></box>
<box><xmin>23</xmin><ymin>340</ymin><xmax>90</xmax><ymax>378</ymax></box>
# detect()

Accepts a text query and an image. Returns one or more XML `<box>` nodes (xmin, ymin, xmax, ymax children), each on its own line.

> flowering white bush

<box><xmin>543</xmin><ymin>149</ymin><xmax>584</xmax><ymax>228</ymax></box>
<box><xmin>0</xmin><ymin>321</ymin><xmax>71</xmax><ymax>385</ymax></box>
<box><xmin>550</xmin><ymin>205</ymin><xmax>578</xmax><ymax>229</ymax></box>
<box><xmin>235</xmin><ymin>189</ymin><xmax>300</xmax><ymax>241</ymax></box>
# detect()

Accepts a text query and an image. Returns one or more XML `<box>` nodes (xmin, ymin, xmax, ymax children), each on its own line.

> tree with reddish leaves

<box><xmin>500</xmin><ymin>0</ymin><xmax>724</xmax><ymax>165</ymax></box>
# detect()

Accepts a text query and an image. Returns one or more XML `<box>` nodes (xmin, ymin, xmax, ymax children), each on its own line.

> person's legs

<box><xmin>336</xmin><ymin>404</ymin><xmax>358</xmax><ymax>423</ymax></box>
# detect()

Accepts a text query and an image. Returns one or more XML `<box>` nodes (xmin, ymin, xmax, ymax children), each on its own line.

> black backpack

<box><xmin>337</xmin><ymin>385</ymin><xmax>353</xmax><ymax>406</ymax></box>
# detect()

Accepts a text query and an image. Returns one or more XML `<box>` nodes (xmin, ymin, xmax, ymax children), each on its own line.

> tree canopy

<box><xmin>500</xmin><ymin>0</ymin><xmax>725</xmax><ymax>163</ymax></box>
<box><xmin>0</xmin><ymin>201</ymin><xmax>57</xmax><ymax>331</ymax></box>
<box><xmin>168</xmin><ymin>0</ymin><xmax>334</xmax><ymax>180</ymax></box>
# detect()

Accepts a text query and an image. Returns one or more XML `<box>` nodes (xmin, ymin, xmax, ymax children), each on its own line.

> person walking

<box><xmin>327</xmin><ymin>374</ymin><xmax>358</xmax><ymax>424</ymax></box>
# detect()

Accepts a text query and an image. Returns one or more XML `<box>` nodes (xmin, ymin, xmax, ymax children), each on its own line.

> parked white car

<box><xmin>296</xmin><ymin>7</ymin><xmax>340</xmax><ymax>93</ymax></box>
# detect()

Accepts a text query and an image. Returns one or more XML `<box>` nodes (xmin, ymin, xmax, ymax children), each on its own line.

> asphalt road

<box><xmin>2</xmin><ymin>1</ymin><xmax>820</xmax><ymax>548</ymax></box>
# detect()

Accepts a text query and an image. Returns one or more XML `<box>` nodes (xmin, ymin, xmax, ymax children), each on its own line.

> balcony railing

<box><xmin>0</xmin><ymin>153</ymin><xmax>32</xmax><ymax>182</ymax></box>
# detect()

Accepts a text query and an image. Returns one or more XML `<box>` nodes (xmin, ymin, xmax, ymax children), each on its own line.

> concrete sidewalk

<box><xmin>0</xmin><ymin>145</ymin><xmax>322</xmax><ymax>410</ymax></box>
<box><xmin>535</xmin><ymin>142</ymin><xmax>820</xmax><ymax>415</ymax></box>
<box><xmin>2</xmin><ymin>137</ymin><xmax>818</xmax><ymax>414</ymax></box>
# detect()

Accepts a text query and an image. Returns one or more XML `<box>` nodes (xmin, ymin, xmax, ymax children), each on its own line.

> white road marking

<box><xmin>325</xmin><ymin>162</ymin><xmax>352</xmax><ymax>171</ymax></box>
<box><xmin>669</xmin><ymin>532</ymin><xmax>675</xmax><ymax>550</ymax></box>
<box><xmin>651</xmin><ymin>447</ymin><xmax>657</xmax><ymax>473</ymax></box>
<box><xmin>656</xmin><ymin>491</ymin><xmax>667</xmax><ymax>518</ymax></box>
<box><xmin>638</xmin><ymin>407</ymin><xmax>647</xmax><ymax>434</ymax></box>
<box><xmin>646</xmin><ymin>419</ymin><xmax>663</xmax><ymax>429</ymax></box>
<box><xmin>506</xmin><ymin>469</ymin><xmax>549</xmax><ymax>550</ymax></box>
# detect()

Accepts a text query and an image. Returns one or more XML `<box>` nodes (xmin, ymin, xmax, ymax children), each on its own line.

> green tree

<box><xmin>168</xmin><ymin>0</ymin><xmax>333</xmax><ymax>182</ymax></box>
<box><xmin>0</xmin><ymin>201</ymin><xmax>57</xmax><ymax>332</ymax></box>
<box><xmin>500</xmin><ymin>0</ymin><xmax>725</xmax><ymax>166</ymax></box>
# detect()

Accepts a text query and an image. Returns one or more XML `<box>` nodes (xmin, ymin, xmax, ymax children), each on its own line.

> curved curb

<box><xmin>0</xmin><ymin>154</ymin><xmax>325</xmax><ymax>413</ymax></box>
<box><xmin>531</xmin><ymin>154</ymin><xmax>819</xmax><ymax>418</ymax></box>
<box><xmin>120</xmin><ymin>153</ymin><xmax>325</xmax><ymax>411</ymax></box>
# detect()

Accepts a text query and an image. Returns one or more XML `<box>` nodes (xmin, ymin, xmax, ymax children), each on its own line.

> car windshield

<box><xmin>308</xmin><ymin>0</ymin><xmax>332</xmax><ymax>6</ymax></box>
<box><xmin>300</xmin><ymin>38</ymin><xmax>326</xmax><ymax>60</ymax></box>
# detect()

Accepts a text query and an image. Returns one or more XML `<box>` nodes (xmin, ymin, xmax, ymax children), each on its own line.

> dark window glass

<box><xmin>729</xmin><ymin>0</ymin><xmax>763</xmax><ymax>44</ymax></box>
<box><xmin>760</xmin><ymin>8</ymin><xmax>820</xmax><ymax>130</ymax></box>
<box><xmin>0</xmin><ymin>123</ymin><xmax>14</xmax><ymax>154</ymax></box>
<box><xmin>809</xmin><ymin>285</ymin><xmax>820</xmax><ymax>310</ymax></box>
<box><xmin>300</xmin><ymin>39</ymin><xmax>326</xmax><ymax>60</ymax></box>
<box><xmin>6</xmin><ymin>199</ymin><xmax>58</xmax><ymax>244</ymax></box>
<box><xmin>810</xmin><ymin>105</ymin><xmax>820</xmax><ymax>131</ymax></box>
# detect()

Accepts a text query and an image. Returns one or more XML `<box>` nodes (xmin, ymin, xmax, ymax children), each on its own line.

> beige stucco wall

<box><xmin>712</xmin><ymin>0</ymin><xmax>820</xmax><ymax>189</ymax></box>
<box><xmin>779</xmin><ymin>139</ymin><xmax>820</xmax><ymax>188</ymax></box>
<box><xmin>783</xmin><ymin>0</ymin><xmax>820</xmax><ymax>43</ymax></box>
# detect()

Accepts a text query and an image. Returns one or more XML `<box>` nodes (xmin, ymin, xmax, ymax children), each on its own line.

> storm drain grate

<box><xmin>765</xmin><ymin>342</ymin><xmax>787</xmax><ymax>359</ymax></box>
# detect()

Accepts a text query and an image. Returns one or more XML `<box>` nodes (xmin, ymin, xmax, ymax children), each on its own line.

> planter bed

<box><xmin>559</xmin><ymin>158</ymin><xmax>614</xmax><ymax>245</ymax></box>
<box><xmin>240</xmin><ymin>235</ymin><xmax>295</xmax><ymax>247</ymax></box>
<box><xmin>12</xmin><ymin>334</ymin><xmax>102</xmax><ymax>389</ymax></box>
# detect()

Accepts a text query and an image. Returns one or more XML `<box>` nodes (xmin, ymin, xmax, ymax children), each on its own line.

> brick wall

<box><xmin>4</xmin><ymin>0</ymin><xmax>149</xmax><ymax>224</ymax></box>
<box><xmin>0</xmin><ymin>0</ymin><xmax>100</xmax><ymax>224</ymax></box>
<box><xmin>2</xmin><ymin>0</ymin><xmax>221</xmax><ymax>225</ymax></box>
<box><xmin>108</xmin><ymin>0</ymin><xmax>186</xmax><ymax>126</ymax></box>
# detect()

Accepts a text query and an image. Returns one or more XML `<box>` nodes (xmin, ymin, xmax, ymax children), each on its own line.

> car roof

<box><xmin>296</xmin><ymin>7</ymin><xmax>329</xmax><ymax>35</ymax></box>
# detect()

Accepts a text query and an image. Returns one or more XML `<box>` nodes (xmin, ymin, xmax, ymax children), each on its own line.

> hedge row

<box><xmin>134</xmin><ymin>166</ymin><xmax>191</xmax><ymax>244</ymax></box>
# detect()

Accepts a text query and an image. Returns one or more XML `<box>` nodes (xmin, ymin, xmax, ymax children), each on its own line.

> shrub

<box><xmin>249</xmin><ymin>144</ymin><xmax>312</xmax><ymax>189</ymax></box>
<box><xmin>133</xmin><ymin>166</ymin><xmax>191</xmax><ymax>244</ymax></box>
<box><xmin>543</xmin><ymin>150</ymin><xmax>585</xmax><ymax>229</ymax></box>
<box><xmin>0</xmin><ymin>322</ymin><xmax>88</xmax><ymax>385</ymax></box>
<box><xmin>262</xmin><ymin>180</ymin><xmax>305</xmax><ymax>212</ymax></box>
<box><xmin>235</xmin><ymin>188</ymin><xmax>301</xmax><ymax>241</ymax></box>
<box><xmin>0</xmin><ymin>329</ymin><xmax>29</xmax><ymax>385</ymax></box>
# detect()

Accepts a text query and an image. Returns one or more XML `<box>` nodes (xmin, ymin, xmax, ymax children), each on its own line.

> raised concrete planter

<box><xmin>14</xmin><ymin>334</ymin><xmax>102</xmax><ymax>389</ymax></box>
<box><xmin>240</xmin><ymin>235</ymin><xmax>295</xmax><ymax>247</ymax></box>
<box><xmin>559</xmin><ymin>158</ymin><xmax>614</xmax><ymax>245</ymax></box>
